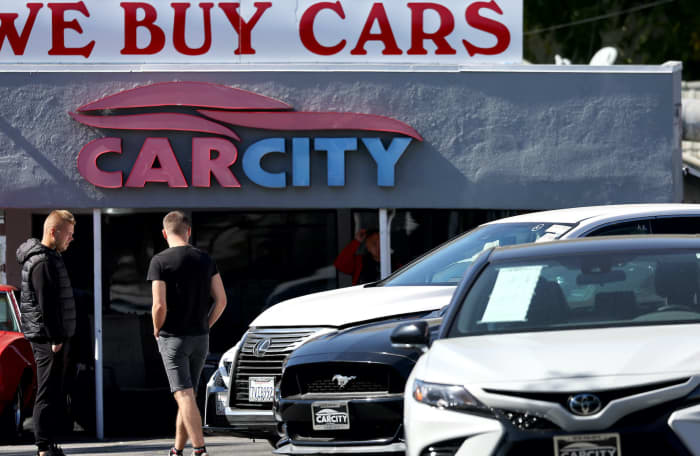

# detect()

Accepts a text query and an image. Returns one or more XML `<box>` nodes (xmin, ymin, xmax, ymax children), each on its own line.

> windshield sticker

<box><xmin>546</xmin><ymin>224</ymin><xmax>571</xmax><ymax>235</ymax></box>
<box><xmin>536</xmin><ymin>233</ymin><xmax>558</xmax><ymax>243</ymax></box>
<box><xmin>482</xmin><ymin>240</ymin><xmax>500</xmax><ymax>250</ymax></box>
<box><xmin>480</xmin><ymin>265</ymin><xmax>542</xmax><ymax>323</ymax></box>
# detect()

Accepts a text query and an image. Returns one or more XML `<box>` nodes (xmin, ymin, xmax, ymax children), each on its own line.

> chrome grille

<box><xmin>231</xmin><ymin>328</ymin><xmax>324</xmax><ymax>408</ymax></box>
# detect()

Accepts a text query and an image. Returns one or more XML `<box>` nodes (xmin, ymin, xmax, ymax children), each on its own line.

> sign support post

<box><xmin>93</xmin><ymin>209</ymin><xmax>104</xmax><ymax>440</ymax></box>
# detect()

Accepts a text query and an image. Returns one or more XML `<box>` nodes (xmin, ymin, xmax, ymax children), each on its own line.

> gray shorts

<box><xmin>157</xmin><ymin>334</ymin><xmax>209</xmax><ymax>394</ymax></box>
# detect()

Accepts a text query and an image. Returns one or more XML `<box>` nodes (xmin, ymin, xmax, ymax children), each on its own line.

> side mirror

<box><xmin>391</xmin><ymin>321</ymin><xmax>430</xmax><ymax>352</ymax></box>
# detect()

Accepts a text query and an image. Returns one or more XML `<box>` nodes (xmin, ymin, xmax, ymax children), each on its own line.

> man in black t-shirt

<box><xmin>148</xmin><ymin>211</ymin><xmax>227</xmax><ymax>456</ymax></box>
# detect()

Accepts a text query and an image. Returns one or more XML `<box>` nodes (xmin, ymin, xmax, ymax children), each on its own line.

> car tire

<box><xmin>0</xmin><ymin>386</ymin><xmax>24</xmax><ymax>442</ymax></box>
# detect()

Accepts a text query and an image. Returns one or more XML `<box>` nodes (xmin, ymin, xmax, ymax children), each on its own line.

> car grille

<box><xmin>283</xmin><ymin>362</ymin><xmax>401</xmax><ymax>396</ymax></box>
<box><xmin>287</xmin><ymin>419</ymin><xmax>401</xmax><ymax>443</ymax></box>
<box><xmin>231</xmin><ymin>328</ymin><xmax>324</xmax><ymax>409</ymax></box>
<box><xmin>501</xmin><ymin>399</ymin><xmax>693</xmax><ymax>456</ymax></box>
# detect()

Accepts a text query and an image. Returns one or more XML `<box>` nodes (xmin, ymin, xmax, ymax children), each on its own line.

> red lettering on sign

<box><xmin>463</xmin><ymin>0</ymin><xmax>510</xmax><ymax>56</ymax></box>
<box><xmin>192</xmin><ymin>137</ymin><xmax>240</xmax><ymax>187</ymax></box>
<box><xmin>299</xmin><ymin>1</ymin><xmax>346</xmax><ymax>56</ymax></box>
<box><xmin>77</xmin><ymin>138</ymin><xmax>124</xmax><ymax>189</ymax></box>
<box><xmin>0</xmin><ymin>3</ymin><xmax>42</xmax><ymax>55</ymax></box>
<box><xmin>121</xmin><ymin>2</ymin><xmax>166</xmax><ymax>55</ymax></box>
<box><xmin>406</xmin><ymin>2</ymin><xmax>456</xmax><ymax>55</ymax></box>
<box><xmin>219</xmin><ymin>2</ymin><xmax>272</xmax><ymax>55</ymax></box>
<box><xmin>350</xmin><ymin>3</ymin><xmax>401</xmax><ymax>55</ymax></box>
<box><xmin>47</xmin><ymin>2</ymin><xmax>95</xmax><ymax>58</ymax></box>
<box><xmin>172</xmin><ymin>2</ymin><xmax>214</xmax><ymax>56</ymax></box>
<box><xmin>125</xmin><ymin>138</ymin><xmax>188</xmax><ymax>188</ymax></box>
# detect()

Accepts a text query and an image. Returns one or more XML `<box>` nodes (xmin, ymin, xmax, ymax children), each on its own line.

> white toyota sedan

<box><xmin>396</xmin><ymin>236</ymin><xmax>700</xmax><ymax>456</ymax></box>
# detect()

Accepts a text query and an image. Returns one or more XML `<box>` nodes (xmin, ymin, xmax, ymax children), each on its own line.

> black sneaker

<box><xmin>169</xmin><ymin>447</ymin><xmax>183</xmax><ymax>456</ymax></box>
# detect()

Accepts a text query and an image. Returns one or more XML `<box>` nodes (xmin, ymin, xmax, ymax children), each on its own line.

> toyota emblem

<box><xmin>567</xmin><ymin>393</ymin><xmax>602</xmax><ymax>416</ymax></box>
<box><xmin>252</xmin><ymin>338</ymin><xmax>271</xmax><ymax>358</ymax></box>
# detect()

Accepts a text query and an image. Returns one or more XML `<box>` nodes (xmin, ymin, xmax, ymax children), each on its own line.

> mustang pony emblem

<box><xmin>332</xmin><ymin>375</ymin><xmax>357</xmax><ymax>389</ymax></box>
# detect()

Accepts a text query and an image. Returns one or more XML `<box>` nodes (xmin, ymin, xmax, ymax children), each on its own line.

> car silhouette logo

<box><xmin>252</xmin><ymin>338</ymin><xmax>271</xmax><ymax>358</ymax></box>
<box><xmin>568</xmin><ymin>393</ymin><xmax>602</xmax><ymax>416</ymax></box>
<box><xmin>332</xmin><ymin>375</ymin><xmax>357</xmax><ymax>389</ymax></box>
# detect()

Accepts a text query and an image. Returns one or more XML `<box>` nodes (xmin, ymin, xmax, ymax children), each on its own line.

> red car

<box><xmin>0</xmin><ymin>285</ymin><xmax>36</xmax><ymax>440</ymax></box>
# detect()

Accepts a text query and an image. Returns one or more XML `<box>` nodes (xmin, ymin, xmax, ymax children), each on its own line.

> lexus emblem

<box><xmin>252</xmin><ymin>338</ymin><xmax>271</xmax><ymax>358</ymax></box>
<box><xmin>568</xmin><ymin>393</ymin><xmax>602</xmax><ymax>416</ymax></box>
<box><xmin>332</xmin><ymin>375</ymin><xmax>356</xmax><ymax>389</ymax></box>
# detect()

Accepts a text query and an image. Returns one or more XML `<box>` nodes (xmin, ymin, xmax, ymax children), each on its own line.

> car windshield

<box><xmin>383</xmin><ymin>222</ymin><xmax>573</xmax><ymax>286</ymax></box>
<box><xmin>0</xmin><ymin>292</ymin><xmax>19</xmax><ymax>332</ymax></box>
<box><xmin>447</xmin><ymin>249</ymin><xmax>700</xmax><ymax>337</ymax></box>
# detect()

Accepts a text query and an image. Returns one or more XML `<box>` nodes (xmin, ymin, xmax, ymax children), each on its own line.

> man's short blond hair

<box><xmin>163</xmin><ymin>210</ymin><xmax>190</xmax><ymax>237</ymax></box>
<box><xmin>44</xmin><ymin>210</ymin><xmax>76</xmax><ymax>234</ymax></box>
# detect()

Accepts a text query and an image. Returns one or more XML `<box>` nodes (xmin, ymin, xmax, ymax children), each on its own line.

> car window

<box><xmin>448</xmin><ymin>249</ymin><xmax>700</xmax><ymax>337</ymax></box>
<box><xmin>587</xmin><ymin>220</ymin><xmax>651</xmax><ymax>237</ymax></box>
<box><xmin>382</xmin><ymin>222</ymin><xmax>573</xmax><ymax>286</ymax></box>
<box><xmin>651</xmin><ymin>217</ymin><xmax>700</xmax><ymax>234</ymax></box>
<box><xmin>0</xmin><ymin>292</ymin><xmax>20</xmax><ymax>332</ymax></box>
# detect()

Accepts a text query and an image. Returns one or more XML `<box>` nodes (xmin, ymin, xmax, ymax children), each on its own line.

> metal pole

<box><xmin>379</xmin><ymin>209</ymin><xmax>391</xmax><ymax>279</ymax></box>
<box><xmin>92</xmin><ymin>209</ymin><xmax>104</xmax><ymax>440</ymax></box>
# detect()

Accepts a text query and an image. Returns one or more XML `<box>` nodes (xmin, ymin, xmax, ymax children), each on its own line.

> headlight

<box><xmin>413</xmin><ymin>379</ymin><xmax>491</xmax><ymax>414</ymax></box>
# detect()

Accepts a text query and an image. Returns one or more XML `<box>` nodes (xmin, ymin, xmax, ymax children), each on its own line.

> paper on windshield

<box><xmin>480</xmin><ymin>265</ymin><xmax>543</xmax><ymax>323</ymax></box>
<box><xmin>535</xmin><ymin>224</ymin><xmax>571</xmax><ymax>243</ymax></box>
<box><xmin>459</xmin><ymin>240</ymin><xmax>502</xmax><ymax>263</ymax></box>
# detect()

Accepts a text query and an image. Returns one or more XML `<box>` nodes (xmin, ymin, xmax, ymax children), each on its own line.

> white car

<box><xmin>396</xmin><ymin>236</ymin><xmax>700</xmax><ymax>456</ymax></box>
<box><xmin>203</xmin><ymin>204</ymin><xmax>700</xmax><ymax>445</ymax></box>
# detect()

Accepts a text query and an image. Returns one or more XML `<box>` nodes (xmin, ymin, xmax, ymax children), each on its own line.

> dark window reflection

<box><xmin>337</xmin><ymin>210</ymin><xmax>523</xmax><ymax>281</ymax></box>
<box><xmin>192</xmin><ymin>211</ymin><xmax>338</xmax><ymax>354</ymax></box>
<box><xmin>388</xmin><ymin>210</ymin><xmax>523</xmax><ymax>268</ymax></box>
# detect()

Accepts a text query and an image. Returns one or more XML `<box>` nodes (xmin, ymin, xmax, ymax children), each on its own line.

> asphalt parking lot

<box><xmin>0</xmin><ymin>436</ymin><xmax>274</xmax><ymax>456</ymax></box>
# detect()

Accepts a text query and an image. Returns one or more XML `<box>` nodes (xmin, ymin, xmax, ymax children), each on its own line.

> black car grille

<box><xmin>285</xmin><ymin>363</ymin><xmax>401</xmax><ymax>396</ymax></box>
<box><xmin>500</xmin><ymin>398</ymin><xmax>693</xmax><ymax>456</ymax></box>
<box><xmin>504</xmin><ymin>429</ymin><xmax>690</xmax><ymax>455</ymax></box>
<box><xmin>231</xmin><ymin>328</ymin><xmax>323</xmax><ymax>409</ymax></box>
<box><xmin>287</xmin><ymin>418</ymin><xmax>401</xmax><ymax>443</ymax></box>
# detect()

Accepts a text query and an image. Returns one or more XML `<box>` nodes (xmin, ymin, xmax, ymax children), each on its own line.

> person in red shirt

<box><xmin>334</xmin><ymin>228</ymin><xmax>381</xmax><ymax>285</ymax></box>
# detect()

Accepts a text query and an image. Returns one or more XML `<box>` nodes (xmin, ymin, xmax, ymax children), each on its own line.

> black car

<box><xmin>273</xmin><ymin>311</ymin><xmax>442</xmax><ymax>454</ymax></box>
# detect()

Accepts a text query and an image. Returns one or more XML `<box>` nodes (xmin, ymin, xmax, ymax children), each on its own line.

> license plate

<box><xmin>311</xmin><ymin>401</ymin><xmax>350</xmax><ymax>431</ymax></box>
<box><xmin>215</xmin><ymin>392</ymin><xmax>227</xmax><ymax>415</ymax></box>
<box><xmin>248</xmin><ymin>377</ymin><xmax>274</xmax><ymax>402</ymax></box>
<box><xmin>554</xmin><ymin>433</ymin><xmax>621</xmax><ymax>456</ymax></box>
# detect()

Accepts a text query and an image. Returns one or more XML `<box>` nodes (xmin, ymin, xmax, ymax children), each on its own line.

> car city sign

<box><xmin>71</xmin><ymin>81</ymin><xmax>422</xmax><ymax>189</ymax></box>
<box><xmin>0</xmin><ymin>0</ymin><xmax>522</xmax><ymax>64</ymax></box>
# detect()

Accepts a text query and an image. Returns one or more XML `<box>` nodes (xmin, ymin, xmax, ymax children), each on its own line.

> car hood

<box><xmin>251</xmin><ymin>285</ymin><xmax>454</xmax><ymax>328</ymax></box>
<box><xmin>289</xmin><ymin>316</ymin><xmax>442</xmax><ymax>363</ymax></box>
<box><xmin>422</xmin><ymin>324</ymin><xmax>700</xmax><ymax>391</ymax></box>
<box><xmin>0</xmin><ymin>331</ymin><xmax>18</xmax><ymax>350</ymax></box>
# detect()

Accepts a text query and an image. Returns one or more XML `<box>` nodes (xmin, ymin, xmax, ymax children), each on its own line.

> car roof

<box><xmin>483</xmin><ymin>203</ymin><xmax>700</xmax><ymax>226</ymax></box>
<box><xmin>489</xmin><ymin>235</ymin><xmax>700</xmax><ymax>262</ymax></box>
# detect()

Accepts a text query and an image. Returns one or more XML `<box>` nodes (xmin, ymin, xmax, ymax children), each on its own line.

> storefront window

<box><xmin>336</xmin><ymin>209</ymin><xmax>524</xmax><ymax>284</ymax></box>
<box><xmin>193</xmin><ymin>211</ymin><xmax>338</xmax><ymax>353</ymax></box>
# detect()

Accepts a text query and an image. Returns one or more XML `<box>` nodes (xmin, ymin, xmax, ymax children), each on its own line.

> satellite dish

<box><xmin>589</xmin><ymin>47</ymin><xmax>618</xmax><ymax>65</ymax></box>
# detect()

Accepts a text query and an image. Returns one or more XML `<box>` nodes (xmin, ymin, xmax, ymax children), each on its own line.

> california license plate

<box><xmin>248</xmin><ymin>377</ymin><xmax>274</xmax><ymax>402</ymax></box>
<box><xmin>554</xmin><ymin>433</ymin><xmax>621</xmax><ymax>456</ymax></box>
<box><xmin>311</xmin><ymin>401</ymin><xmax>350</xmax><ymax>431</ymax></box>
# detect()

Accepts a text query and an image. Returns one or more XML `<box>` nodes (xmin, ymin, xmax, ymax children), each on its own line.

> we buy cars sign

<box><xmin>0</xmin><ymin>0</ymin><xmax>522</xmax><ymax>64</ymax></box>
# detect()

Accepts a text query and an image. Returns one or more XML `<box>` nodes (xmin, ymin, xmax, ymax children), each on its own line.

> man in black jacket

<box><xmin>16</xmin><ymin>210</ymin><xmax>76</xmax><ymax>456</ymax></box>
